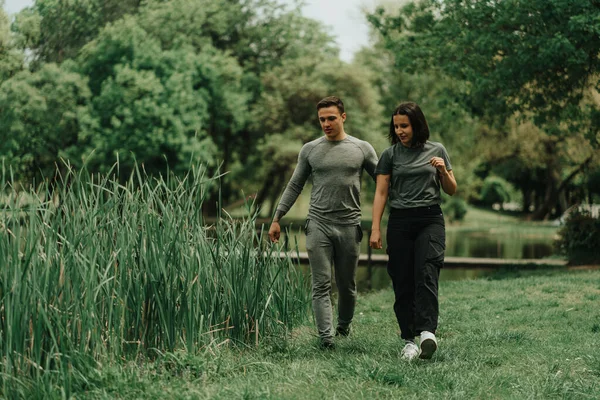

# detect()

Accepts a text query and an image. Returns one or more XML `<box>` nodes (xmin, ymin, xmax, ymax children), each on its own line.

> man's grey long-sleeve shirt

<box><xmin>275</xmin><ymin>135</ymin><xmax>378</xmax><ymax>225</ymax></box>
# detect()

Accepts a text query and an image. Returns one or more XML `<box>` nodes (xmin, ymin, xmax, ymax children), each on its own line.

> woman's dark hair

<box><xmin>388</xmin><ymin>102</ymin><xmax>430</xmax><ymax>147</ymax></box>
<box><xmin>317</xmin><ymin>96</ymin><xmax>345</xmax><ymax>115</ymax></box>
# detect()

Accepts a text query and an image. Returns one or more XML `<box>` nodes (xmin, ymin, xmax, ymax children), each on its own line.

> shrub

<box><xmin>443</xmin><ymin>197</ymin><xmax>468</xmax><ymax>222</ymax></box>
<box><xmin>555</xmin><ymin>209</ymin><xmax>600</xmax><ymax>265</ymax></box>
<box><xmin>479</xmin><ymin>176</ymin><xmax>512</xmax><ymax>208</ymax></box>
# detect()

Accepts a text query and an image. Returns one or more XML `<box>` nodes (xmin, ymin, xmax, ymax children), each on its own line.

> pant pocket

<box><xmin>426</xmin><ymin>233</ymin><xmax>445</xmax><ymax>266</ymax></box>
<box><xmin>356</xmin><ymin>225</ymin><xmax>363</xmax><ymax>243</ymax></box>
<box><xmin>304</xmin><ymin>219</ymin><xmax>310</xmax><ymax>235</ymax></box>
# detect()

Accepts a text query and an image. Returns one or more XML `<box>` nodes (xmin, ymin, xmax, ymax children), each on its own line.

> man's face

<box><xmin>318</xmin><ymin>106</ymin><xmax>346</xmax><ymax>141</ymax></box>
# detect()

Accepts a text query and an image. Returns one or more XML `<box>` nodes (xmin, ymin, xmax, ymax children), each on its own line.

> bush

<box><xmin>443</xmin><ymin>197</ymin><xmax>468</xmax><ymax>222</ymax></box>
<box><xmin>555</xmin><ymin>209</ymin><xmax>600</xmax><ymax>265</ymax></box>
<box><xmin>479</xmin><ymin>176</ymin><xmax>513</xmax><ymax>207</ymax></box>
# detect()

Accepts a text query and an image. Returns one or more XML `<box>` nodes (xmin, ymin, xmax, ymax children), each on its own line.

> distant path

<box><xmin>279</xmin><ymin>252</ymin><xmax>569</xmax><ymax>269</ymax></box>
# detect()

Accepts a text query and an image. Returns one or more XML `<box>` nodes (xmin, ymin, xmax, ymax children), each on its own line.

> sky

<box><xmin>3</xmin><ymin>0</ymin><xmax>374</xmax><ymax>62</ymax></box>
<box><xmin>290</xmin><ymin>0</ymin><xmax>376</xmax><ymax>62</ymax></box>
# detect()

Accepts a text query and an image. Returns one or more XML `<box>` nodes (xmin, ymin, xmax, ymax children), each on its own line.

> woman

<box><xmin>370</xmin><ymin>102</ymin><xmax>457</xmax><ymax>360</ymax></box>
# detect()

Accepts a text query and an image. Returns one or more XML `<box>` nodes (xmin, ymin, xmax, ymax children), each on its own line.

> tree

<box><xmin>0</xmin><ymin>63</ymin><xmax>91</xmax><ymax>182</ymax></box>
<box><xmin>11</xmin><ymin>0</ymin><xmax>142</xmax><ymax>66</ymax></box>
<box><xmin>370</xmin><ymin>0</ymin><xmax>600</xmax><ymax>219</ymax></box>
<box><xmin>0</xmin><ymin>1</ymin><xmax>23</xmax><ymax>82</ymax></box>
<box><xmin>76</xmin><ymin>16</ymin><xmax>246</xmax><ymax>178</ymax></box>
<box><xmin>134</xmin><ymin>0</ymin><xmax>335</xmax><ymax>210</ymax></box>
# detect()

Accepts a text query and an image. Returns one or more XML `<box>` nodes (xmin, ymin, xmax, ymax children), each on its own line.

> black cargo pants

<box><xmin>386</xmin><ymin>205</ymin><xmax>445</xmax><ymax>340</ymax></box>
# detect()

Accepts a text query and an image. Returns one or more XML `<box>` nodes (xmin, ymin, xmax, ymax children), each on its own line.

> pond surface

<box><xmin>287</xmin><ymin>225</ymin><xmax>559</xmax><ymax>291</ymax></box>
<box><xmin>283</xmin><ymin>226</ymin><xmax>557</xmax><ymax>260</ymax></box>
<box><xmin>445</xmin><ymin>229</ymin><xmax>555</xmax><ymax>259</ymax></box>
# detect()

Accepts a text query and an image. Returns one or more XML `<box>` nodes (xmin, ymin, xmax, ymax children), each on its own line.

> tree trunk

<box><xmin>531</xmin><ymin>180</ymin><xmax>558</xmax><ymax>220</ymax></box>
<box><xmin>254</xmin><ymin>167</ymin><xmax>278</xmax><ymax>213</ymax></box>
<box><xmin>267</xmin><ymin>171</ymin><xmax>287</xmax><ymax>217</ymax></box>
<box><xmin>522</xmin><ymin>187</ymin><xmax>532</xmax><ymax>212</ymax></box>
<box><xmin>531</xmin><ymin>152</ymin><xmax>596</xmax><ymax>220</ymax></box>
<box><xmin>531</xmin><ymin>141</ymin><xmax>560</xmax><ymax>220</ymax></box>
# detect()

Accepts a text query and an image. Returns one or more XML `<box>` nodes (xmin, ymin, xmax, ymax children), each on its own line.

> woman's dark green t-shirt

<box><xmin>375</xmin><ymin>141</ymin><xmax>452</xmax><ymax>210</ymax></box>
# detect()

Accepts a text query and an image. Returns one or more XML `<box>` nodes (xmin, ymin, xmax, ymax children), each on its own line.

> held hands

<box><xmin>430</xmin><ymin>157</ymin><xmax>448</xmax><ymax>175</ymax></box>
<box><xmin>268</xmin><ymin>222</ymin><xmax>281</xmax><ymax>243</ymax></box>
<box><xmin>369</xmin><ymin>230</ymin><xmax>382</xmax><ymax>249</ymax></box>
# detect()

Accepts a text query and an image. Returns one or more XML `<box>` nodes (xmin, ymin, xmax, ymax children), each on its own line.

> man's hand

<box><xmin>369</xmin><ymin>230</ymin><xmax>382</xmax><ymax>249</ymax></box>
<box><xmin>269</xmin><ymin>221</ymin><xmax>281</xmax><ymax>243</ymax></box>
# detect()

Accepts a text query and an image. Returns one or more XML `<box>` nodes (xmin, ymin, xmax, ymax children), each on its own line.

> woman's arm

<box><xmin>430</xmin><ymin>157</ymin><xmax>457</xmax><ymax>196</ymax></box>
<box><xmin>370</xmin><ymin>174</ymin><xmax>390</xmax><ymax>249</ymax></box>
<box><xmin>439</xmin><ymin>170</ymin><xmax>457</xmax><ymax>195</ymax></box>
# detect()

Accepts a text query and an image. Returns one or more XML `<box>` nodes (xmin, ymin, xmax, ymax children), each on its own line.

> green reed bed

<box><xmin>0</xmin><ymin>164</ymin><xmax>310</xmax><ymax>398</ymax></box>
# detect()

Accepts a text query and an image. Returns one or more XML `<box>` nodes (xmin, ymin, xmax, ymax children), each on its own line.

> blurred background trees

<box><xmin>1</xmin><ymin>0</ymin><xmax>598</xmax><ymax>220</ymax></box>
<box><xmin>368</xmin><ymin>0</ymin><xmax>600</xmax><ymax>220</ymax></box>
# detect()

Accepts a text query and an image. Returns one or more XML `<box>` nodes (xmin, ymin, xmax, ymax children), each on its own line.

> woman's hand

<box><xmin>431</xmin><ymin>157</ymin><xmax>457</xmax><ymax>195</ymax></box>
<box><xmin>370</xmin><ymin>230</ymin><xmax>382</xmax><ymax>249</ymax></box>
<box><xmin>430</xmin><ymin>157</ymin><xmax>448</xmax><ymax>175</ymax></box>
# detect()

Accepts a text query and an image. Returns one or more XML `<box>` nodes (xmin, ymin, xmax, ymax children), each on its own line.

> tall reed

<box><xmin>0</xmin><ymin>163</ymin><xmax>310</xmax><ymax>398</ymax></box>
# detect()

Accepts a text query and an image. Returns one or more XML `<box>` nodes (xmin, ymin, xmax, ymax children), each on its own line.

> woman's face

<box><xmin>393</xmin><ymin>114</ymin><xmax>413</xmax><ymax>147</ymax></box>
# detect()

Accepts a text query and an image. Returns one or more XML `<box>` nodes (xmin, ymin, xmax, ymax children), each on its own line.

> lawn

<box><xmin>78</xmin><ymin>268</ymin><xmax>600</xmax><ymax>399</ymax></box>
<box><xmin>3</xmin><ymin>168</ymin><xmax>593</xmax><ymax>399</ymax></box>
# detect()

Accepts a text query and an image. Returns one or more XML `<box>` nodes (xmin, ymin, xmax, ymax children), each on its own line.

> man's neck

<box><xmin>325</xmin><ymin>131</ymin><xmax>348</xmax><ymax>142</ymax></box>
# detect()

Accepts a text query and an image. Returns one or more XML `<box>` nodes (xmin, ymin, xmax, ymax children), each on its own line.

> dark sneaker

<box><xmin>335</xmin><ymin>326</ymin><xmax>351</xmax><ymax>337</ymax></box>
<box><xmin>320</xmin><ymin>339</ymin><xmax>335</xmax><ymax>350</ymax></box>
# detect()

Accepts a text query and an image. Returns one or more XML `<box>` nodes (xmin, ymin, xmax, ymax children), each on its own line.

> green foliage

<box><xmin>0</xmin><ymin>163</ymin><xmax>310</xmax><ymax>397</ymax></box>
<box><xmin>2</xmin><ymin>0</ymin><xmax>389</xmax><ymax>214</ymax></box>
<box><xmin>75</xmin><ymin>15</ymin><xmax>250</xmax><ymax>177</ymax></box>
<box><xmin>479</xmin><ymin>176</ymin><xmax>513</xmax><ymax>207</ymax></box>
<box><xmin>442</xmin><ymin>196</ymin><xmax>468</xmax><ymax>222</ymax></box>
<box><xmin>555</xmin><ymin>209</ymin><xmax>600</xmax><ymax>265</ymax></box>
<box><xmin>369</xmin><ymin>0</ymin><xmax>600</xmax><ymax>219</ymax></box>
<box><xmin>0</xmin><ymin>3</ymin><xmax>23</xmax><ymax>82</ymax></box>
<box><xmin>0</xmin><ymin>62</ymin><xmax>91</xmax><ymax>181</ymax></box>
<box><xmin>370</xmin><ymin>0</ymin><xmax>600</xmax><ymax>132</ymax></box>
<box><xmin>12</xmin><ymin>0</ymin><xmax>142</xmax><ymax>65</ymax></box>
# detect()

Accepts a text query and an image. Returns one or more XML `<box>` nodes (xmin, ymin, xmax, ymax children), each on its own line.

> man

<box><xmin>268</xmin><ymin>96</ymin><xmax>378</xmax><ymax>349</ymax></box>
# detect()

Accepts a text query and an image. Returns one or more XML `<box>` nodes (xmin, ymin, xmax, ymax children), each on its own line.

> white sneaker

<box><xmin>400</xmin><ymin>341</ymin><xmax>420</xmax><ymax>361</ymax></box>
<box><xmin>419</xmin><ymin>331</ymin><xmax>438</xmax><ymax>359</ymax></box>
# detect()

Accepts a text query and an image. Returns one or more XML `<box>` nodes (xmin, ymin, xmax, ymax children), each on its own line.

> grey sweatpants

<box><xmin>305</xmin><ymin>219</ymin><xmax>362</xmax><ymax>341</ymax></box>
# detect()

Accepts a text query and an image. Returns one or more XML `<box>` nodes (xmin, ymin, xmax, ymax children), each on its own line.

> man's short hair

<box><xmin>317</xmin><ymin>96</ymin><xmax>345</xmax><ymax>114</ymax></box>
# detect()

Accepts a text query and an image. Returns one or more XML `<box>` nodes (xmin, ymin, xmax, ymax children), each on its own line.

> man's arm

<box><xmin>362</xmin><ymin>142</ymin><xmax>379</xmax><ymax>181</ymax></box>
<box><xmin>269</xmin><ymin>146</ymin><xmax>312</xmax><ymax>242</ymax></box>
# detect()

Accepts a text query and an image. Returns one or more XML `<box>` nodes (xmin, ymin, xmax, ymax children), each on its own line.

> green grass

<box><xmin>3</xmin><ymin>167</ymin><xmax>592</xmax><ymax>398</ymax></box>
<box><xmin>0</xmin><ymin>164</ymin><xmax>311</xmax><ymax>398</ymax></box>
<box><xmin>72</xmin><ymin>268</ymin><xmax>600</xmax><ymax>399</ymax></box>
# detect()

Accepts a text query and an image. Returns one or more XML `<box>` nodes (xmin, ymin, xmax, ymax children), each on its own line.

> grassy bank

<box><xmin>77</xmin><ymin>268</ymin><xmax>600</xmax><ymax>399</ymax></box>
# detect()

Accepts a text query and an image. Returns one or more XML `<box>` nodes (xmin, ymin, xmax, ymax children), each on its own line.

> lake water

<box><xmin>445</xmin><ymin>229</ymin><xmax>555</xmax><ymax>259</ymax></box>
<box><xmin>285</xmin><ymin>226</ymin><xmax>558</xmax><ymax>290</ymax></box>
<box><xmin>282</xmin><ymin>226</ymin><xmax>557</xmax><ymax>260</ymax></box>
